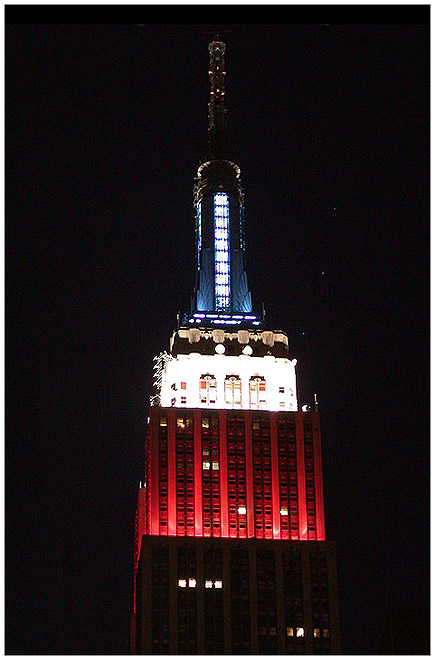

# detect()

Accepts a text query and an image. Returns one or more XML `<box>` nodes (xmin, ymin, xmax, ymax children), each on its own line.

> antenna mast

<box><xmin>208</xmin><ymin>41</ymin><xmax>226</xmax><ymax>160</ymax></box>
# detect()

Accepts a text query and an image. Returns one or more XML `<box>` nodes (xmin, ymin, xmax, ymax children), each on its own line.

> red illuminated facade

<box><xmin>130</xmin><ymin>39</ymin><xmax>340</xmax><ymax>654</ymax></box>
<box><xmin>137</xmin><ymin>407</ymin><xmax>325</xmax><ymax>545</ymax></box>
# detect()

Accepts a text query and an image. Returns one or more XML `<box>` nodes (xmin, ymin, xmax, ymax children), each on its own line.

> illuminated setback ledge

<box><xmin>187</xmin><ymin>313</ymin><xmax>262</xmax><ymax>326</ymax></box>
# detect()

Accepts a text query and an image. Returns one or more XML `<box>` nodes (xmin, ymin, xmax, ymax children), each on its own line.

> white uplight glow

<box><xmin>160</xmin><ymin>352</ymin><xmax>298</xmax><ymax>412</ymax></box>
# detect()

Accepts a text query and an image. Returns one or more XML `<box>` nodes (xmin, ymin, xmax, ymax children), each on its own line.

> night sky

<box><xmin>6</xmin><ymin>9</ymin><xmax>429</xmax><ymax>655</ymax></box>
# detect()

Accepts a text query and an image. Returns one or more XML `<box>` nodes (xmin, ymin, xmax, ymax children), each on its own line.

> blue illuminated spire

<box><xmin>190</xmin><ymin>41</ymin><xmax>256</xmax><ymax>326</ymax></box>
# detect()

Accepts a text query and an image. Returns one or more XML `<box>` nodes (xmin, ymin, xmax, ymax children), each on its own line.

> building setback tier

<box><xmin>133</xmin><ymin>535</ymin><xmax>340</xmax><ymax>654</ymax></box>
<box><xmin>134</xmin><ymin>408</ymin><xmax>325</xmax><ymax>562</ymax></box>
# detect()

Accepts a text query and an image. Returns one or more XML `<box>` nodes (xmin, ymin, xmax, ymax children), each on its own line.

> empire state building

<box><xmin>130</xmin><ymin>40</ymin><xmax>340</xmax><ymax>655</ymax></box>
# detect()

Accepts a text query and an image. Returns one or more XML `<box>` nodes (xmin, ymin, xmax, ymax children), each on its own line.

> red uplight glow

<box><xmin>133</xmin><ymin>406</ymin><xmax>326</xmax><ymax>596</ymax></box>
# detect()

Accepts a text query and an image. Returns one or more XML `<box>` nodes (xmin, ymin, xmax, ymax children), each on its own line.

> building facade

<box><xmin>131</xmin><ymin>40</ymin><xmax>340</xmax><ymax>654</ymax></box>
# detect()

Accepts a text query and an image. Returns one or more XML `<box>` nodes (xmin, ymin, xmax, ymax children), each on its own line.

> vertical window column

<box><xmin>201</xmin><ymin>417</ymin><xmax>212</xmax><ymax>537</ymax></box>
<box><xmin>204</xmin><ymin>545</ymin><xmax>224</xmax><ymax>653</ymax></box>
<box><xmin>226</xmin><ymin>416</ymin><xmax>247</xmax><ymax>538</ymax></box>
<box><xmin>235</xmin><ymin>417</ymin><xmax>247</xmax><ymax>537</ymax></box>
<box><xmin>227</xmin><ymin>417</ymin><xmax>238</xmax><ymax>537</ymax></box>
<box><xmin>185</xmin><ymin>418</ymin><xmax>195</xmax><ymax>536</ymax></box>
<box><xmin>175</xmin><ymin>417</ymin><xmax>186</xmax><ymax>535</ymax></box>
<box><xmin>211</xmin><ymin>415</ymin><xmax>221</xmax><ymax>535</ymax></box>
<box><xmin>174</xmin><ymin>416</ymin><xmax>195</xmax><ymax>536</ymax></box>
<box><xmin>287</xmin><ymin>419</ymin><xmax>299</xmax><ymax>540</ymax></box>
<box><xmin>277</xmin><ymin>418</ymin><xmax>289</xmax><ymax>540</ymax></box>
<box><xmin>202</xmin><ymin>415</ymin><xmax>221</xmax><ymax>536</ymax></box>
<box><xmin>252</xmin><ymin>417</ymin><xmax>272</xmax><ymax>539</ymax></box>
<box><xmin>177</xmin><ymin>546</ymin><xmax>197</xmax><ymax>654</ymax></box>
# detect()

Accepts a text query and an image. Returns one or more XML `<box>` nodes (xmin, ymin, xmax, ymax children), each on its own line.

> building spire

<box><xmin>208</xmin><ymin>41</ymin><xmax>226</xmax><ymax>160</ymax></box>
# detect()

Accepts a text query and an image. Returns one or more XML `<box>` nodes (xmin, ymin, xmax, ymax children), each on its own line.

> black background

<box><xmin>6</xmin><ymin>8</ymin><xmax>429</xmax><ymax>655</ymax></box>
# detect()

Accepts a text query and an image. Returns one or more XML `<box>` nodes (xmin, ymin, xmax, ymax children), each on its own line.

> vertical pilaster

<box><xmin>295</xmin><ymin>412</ymin><xmax>308</xmax><ymax>540</ymax></box>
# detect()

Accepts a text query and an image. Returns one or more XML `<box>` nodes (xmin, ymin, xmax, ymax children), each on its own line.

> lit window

<box><xmin>249</xmin><ymin>377</ymin><xmax>266</xmax><ymax>409</ymax></box>
<box><xmin>181</xmin><ymin>382</ymin><xmax>187</xmax><ymax>390</ymax></box>
<box><xmin>202</xmin><ymin>448</ymin><xmax>209</xmax><ymax>455</ymax></box>
<box><xmin>212</xmin><ymin>461</ymin><xmax>219</xmax><ymax>470</ymax></box>
<box><xmin>238</xmin><ymin>505</ymin><xmax>247</xmax><ymax>514</ymax></box>
<box><xmin>224</xmin><ymin>375</ymin><xmax>242</xmax><ymax>408</ymax></box>
<box><xmin>280</xmin><ymin>507</ymin><xmax>288</xmax><ymax>516</ymax></box>
<box><xmin>199</xmin><ymin>376</ymin><xmax>217</xmax><ymax>407</ymax></box>
<box><xmin>178</xmin><ymin>579</ymin><xmax>187</xmax><ymax>588</ymax></box>
<box><xmin>252</xmin><ymin>420</ymin><xmax>260</xmax><ymax>430</ymax></box>
<box><xmin>188</xmin><ymin>578</ymin><xmax>196</xmax><ymax>588</ymax></box>
<box><xmin>214</xmin><ymin>580</ymin><xmax>222</xmax><ymax>589</ymax></box>
<box><xmin>203</xmin><ymin>461</ymin><xmax>210</xmax><ymax>470</ymax></box>
<box><xmin>314</xmin><ymin>628</ymin><xmax>321</xmax><ymax>638</ymax></box>
<box><xmin>323</xmin><ymin>629</ymin><xmax>330</xmax><ymax>638</ymax></box>
<box><xmin>296</xmin><ymin>628</ymin><xmax>304</xmax><ymax>637</ymax></box>
<box><xmin>205</xmin><ymin>580</ymin><xmax>213</xmax><ymax>589</ymax></box>
<box><xmin>177</xmin><ymin>417</ymin><xmax>185</xmax><ymax>428</ymax></box>
<box><xmin>159</xmin><ymin>417</ymin><xmax>167</xmax><ymax>427</ymax></box>
<box><xmin>286</xmin><ymin>627</ymin><xmax>294</xmax><ymax>637</ymax></box>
